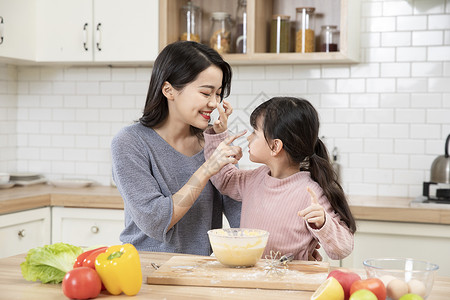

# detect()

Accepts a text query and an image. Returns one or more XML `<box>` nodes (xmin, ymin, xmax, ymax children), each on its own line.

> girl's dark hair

<box><xmin>250</xmin><ymin>97</ymin><xmax>356</xmax><ymax>233</ymax></box>
<box><xmin>139</xmin><ymin>41</ymin><xmax>232</xmax><ymax>137</ymax></box>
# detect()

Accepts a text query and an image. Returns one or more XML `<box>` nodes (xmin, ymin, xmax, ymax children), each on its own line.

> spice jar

<box><xmin>209</xmin><ymin>12</ymin><xmax>232</xmax><ymax>54</ymax></box>
<box><xmin>295</xmin><ymin>7</ymin><xmax>315</xmax><ymax>53</ymax></box>
<box><xmin>179</xmin><ymin>2</ymin><xmax>202</xmax><ymax>43</ymax></box>
<box><xmin>270</xmin><ymin>15</ymin><xmax>290</xmax><ymax>53</ymax></box>
<box><xmin>234</xmin><ymin>0</ymin><xmax>247</xmax><ymax>53</ymax></box>
<box><xmin>320</xmin><ymin>25</ymin><xmax>339</xmax><ymax>52</ymax></box>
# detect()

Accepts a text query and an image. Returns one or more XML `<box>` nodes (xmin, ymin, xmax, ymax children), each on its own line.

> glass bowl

<box><xmin>207</xmin><ymin>228</ymin><xmax>269</xmax><ymax>268</ymax></box>
<box><xmin>363</xmin><ymin>258</ymin><xmax>439</xmax><ymax>299</ymax></box>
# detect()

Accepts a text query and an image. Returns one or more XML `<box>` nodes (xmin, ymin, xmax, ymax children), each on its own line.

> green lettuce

<box><xmin>20</xmin><ymin>242</ymin><xmax>83</xmax><ymax>284</ymax></box>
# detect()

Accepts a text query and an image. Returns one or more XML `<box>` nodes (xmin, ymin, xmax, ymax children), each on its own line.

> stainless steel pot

<box><xmin>430</xmin><ymin>134</ymin><xmax>450</xmax><ymax>184</ymax></box>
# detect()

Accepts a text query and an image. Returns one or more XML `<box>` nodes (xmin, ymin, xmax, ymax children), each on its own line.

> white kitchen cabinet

<box><xmin>36</xmin><ymin>0</ymin><xmax>159</xmax><ymax>62</ymax></box>
<box><xmin>341</xmin><ymin>220</ymin><xmax>450</xmax><ymax>276</ymax></box>
<box><xmin>51</xmin><ymin>207</ymin><xmax>124</xmax><ymax>247</ymax></box>
<box><xmin>0</xmin><ymin>0</ymin><xmax>36</xmax><ymax>61</ymax></box>
<box><xmin>0</xmin><ymin>207</ymin><xmax>51</xmax><ymax>258</ymax></box>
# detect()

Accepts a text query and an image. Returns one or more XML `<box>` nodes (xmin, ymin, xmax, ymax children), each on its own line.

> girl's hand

<box><xmin>298</xmin><ymin>187</ymin><xmax>325</xmax><ymax>229</ymax></box>
<box><xmin>204</xmin><ymin>130</ymin><xmax>246</xmax><ymax>177</ymax></box>
<box><xmin>213</xmin><ymin>100</ymin><xmax>233</xmax><ymax>134</ymax></box>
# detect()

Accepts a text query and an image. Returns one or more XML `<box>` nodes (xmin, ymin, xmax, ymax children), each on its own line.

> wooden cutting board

<box><xmin>146</xmin><ymin>255</ymin><xmax>329</xmax><ymax>291</ymax></box>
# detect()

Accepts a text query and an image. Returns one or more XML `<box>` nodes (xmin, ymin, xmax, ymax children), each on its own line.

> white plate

<box><xmin>0</xmin><ymin>182</ymin><xmax>15</xmax><ymax>189</ymax></box>
<box><xmin>50</xmin><ymin>179</ymin><xmax>94</xmax><ymax>188</ymax></box>
<box><xmin>10</xmin><ymin>173</ymin><xmax>43</xmax><ymax>180</ymax></box>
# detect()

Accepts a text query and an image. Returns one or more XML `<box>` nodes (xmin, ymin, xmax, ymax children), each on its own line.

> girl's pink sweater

<box><xmin>204</xmin><ymin>129</ymin><xmax>354</xmax><ymax>260</ymax></box>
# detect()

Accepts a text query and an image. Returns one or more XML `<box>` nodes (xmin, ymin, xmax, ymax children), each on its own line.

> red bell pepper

<box><xmin>73</xmin><ymin>246</ymin><xmax>108</xmax><ymax>269</ymax></box>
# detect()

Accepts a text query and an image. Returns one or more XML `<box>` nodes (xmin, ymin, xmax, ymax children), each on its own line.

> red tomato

<box><xmin>350</xmin><ymin>278</ymin><xmax>386</xmax><ymax>300</ymax></box>
<box><xmin>62</xmin><ymin>267</ymin><xmax>101</xmax><ymax>300</ymax></box>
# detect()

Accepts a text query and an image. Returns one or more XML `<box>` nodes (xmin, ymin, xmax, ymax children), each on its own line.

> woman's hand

<box><xmin>298</xmin><ymin>187</ymin><xmax>325</xmax><ymax>229</ymax></box>
<box><xmin>203</xmin><ymin>130</ymin><xmax>246</xmax><ymax>177</ymax></box>
<box><xmin>213</xmin><ymin>100</ymin><xmax>233</xmax><ymax>134</ymax></box>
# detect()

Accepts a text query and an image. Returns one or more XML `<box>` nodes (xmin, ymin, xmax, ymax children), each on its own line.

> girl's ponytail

<box><xmin>309</xmin><ymin>139</ymin><xmax>356</xmax><ymax>233</ymax></box>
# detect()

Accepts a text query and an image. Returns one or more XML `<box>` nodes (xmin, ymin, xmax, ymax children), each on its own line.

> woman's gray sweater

<box><xmin>111</xmin><ymin>123</ymin><xmax>241</xmax><ymax>255</ymax></box>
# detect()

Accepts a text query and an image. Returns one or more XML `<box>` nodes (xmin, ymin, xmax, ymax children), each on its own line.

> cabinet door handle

<box><xmin>96</xmin><ymin>23</ymin><xmax>102</xmax><ymax>51</ymax></box>
<box><xmin>91</xmin><ymin>226</ymin><xmax>99</xmax><ymax>234</ymax></box>
<box><xmin>18</xmin><ymin>229</ymin><xmax>26</xmax><ymax>238</ymax></box>
<box><xmin>83</xmin><ymin>23</ymin><xmax>89</xmax><ymax>51</ymax></box>
<box><xmin>0</xmin><ymin>16</ymin><xmax>4</xmax><ymax>45</ymax></box>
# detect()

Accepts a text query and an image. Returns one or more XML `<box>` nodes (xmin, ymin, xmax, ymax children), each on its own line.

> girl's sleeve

<box><xmin>306</xmin><ymin>187</ymin><xmax>354</xmax><ymax>260</ymax></box>
<box><xmin>111</xmin><ymin>129</ymin><xmax>174</xmax><ymax>243</ymax></box>
<box><xmin>203</xmin><ymin>128</ymin><xmax>250</xmax><ymax>201</ymax></box>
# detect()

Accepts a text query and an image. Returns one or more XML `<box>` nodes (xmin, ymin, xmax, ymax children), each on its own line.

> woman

<box><xmin>111</xmin><ymin>41</ymin><xmax>241</xmax><ymax>255</ymax></box>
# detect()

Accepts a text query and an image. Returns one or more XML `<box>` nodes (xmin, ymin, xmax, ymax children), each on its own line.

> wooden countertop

<box><xmin>1</xmin><ymin>184</ymin><xmax>450</xmax><ymax>225</ymax></box>
<box><xmin>2</xmin><ymin>251</ymin><xmax>449</xmax><ymax>300</ymax></box>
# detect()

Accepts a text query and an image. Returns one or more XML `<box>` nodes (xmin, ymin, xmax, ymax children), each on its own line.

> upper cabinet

<box><xmin>160</xmin><ymin>0</ymin><xmax>360</xmax><ymax>65</ymax></box>
<box><xmin>0</xmin><ymin>0</ymin><xmax>36</xmax><ymax>61</ymax></box>
<box><xmin>35</xmin><ymin>0</ymin><xmax>159</xmax><ymax>63</ymax></box>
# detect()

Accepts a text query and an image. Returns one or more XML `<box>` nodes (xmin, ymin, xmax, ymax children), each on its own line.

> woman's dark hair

<box><xmin>139</xmin><ymin>41</ymin><xmax>232</xmax><ymax>137</ymax></box>
<box><xmin>250</xmin><ymin>97</ymin><xmax>356</xmax><ymax>233</ymax></box>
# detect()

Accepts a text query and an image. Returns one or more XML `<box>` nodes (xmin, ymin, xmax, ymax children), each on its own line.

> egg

<box><xmin>379</xmin><ymin>275</ymin><xmax>396</xmax><ymax>287</ymax></box>
<box><xmin>387</xmin><ymin>279</ymin><xmax>409</xmax><ymax>300</ymax></box>
<box><xmin>407</xmin><ymin>279</ymin><xmax>426</xmax><ymax>297</ymax></box>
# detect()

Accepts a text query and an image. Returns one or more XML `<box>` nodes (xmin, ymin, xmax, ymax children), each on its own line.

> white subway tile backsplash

<box><xmin>412</xmin><ymin>31</ymin><xmax>444</xmax><ymax>46</ymax></box>
<box><xmin>397</xmin><ymin>15</ymin><xmax>427</xmax><ymax>31</ymax></box>
<box><xmin>349</xmin><ymin>124</ymin><xmax>378</xmax><ymax>138</ymax></box>
<box><xmin>64</xmin><ymin>68</ymin><xmax>88</xmax><ymax>81</ymax></box>
<box><xmin>265</xmin><ymin>65</ymin><xmax>293</xmax><ymax>79</ymax></box>
<box><xmin>366</xmin><ymin>48</ymin><xmax>396</xmax><ymax>62</ymax></box>
<box><xmin>428</xmin><ymin>46</ymin><xmax>450</xmax><ymax>60</ymax></box>
<box><xmin>335</xmin><ymin>109</ymin><xmax>364</xmax><ymax>123</ymax></box>
<box><xmin>394</xmin><ymin>139</ymin><xmax>425</xmax><ymax>154</ymax></box>
<box><xmin>397</xmin><ymin>47</ymin><xmax>427</xmax><ymax>61</ymax></box>
<box><xmin>378</xmin><ymin>185</ymin><xmax>408</xmax><ymax>197</ymax></box>
<box><xmin>393</xmin><ymin>170</ymin><xmax>425</xmax><ymax>184</ymax></box>
<box><xmin>63</xmin><ymin>149</ymin><xmax>87</xmax><ymax>161</ymax></box>
<box><xmin>348</xmin><ymin>183</ymin><xmax>378</xmax><ymax>196</ymax></box>
<box><xmin>100</xmin><ymin>82</ymin><xmax>124</xmax><ymax>95</ymax></box>
<box><xmin>337</xmin><ymin>79</ymin><xmax>365</xmax><ymax>93</ymax></box>
<box><xmin>427</xmin><ymin>108</ymin><xmax>450</xmax><ymax>122</ymax></box>
<box><xmin>76</xmin><ymin>82</ymin><xmax>100</xmax><ymax>95</ymax></box>
<box><xmin>112</xmin><ymin>68</ymin><xmax>136</xmax><ymax>81</ymax></box>
<box><xmin>350</xmin><ymin>93</ymin><xmax>379</xmax><ymax>107</ymax></box>
<box><xmin>379</xmin><ymin>154</ymin><xmax>409</xmax><ymax>169</ymax></box>
<box><xmin>360</xmin><ymin>32</ymin><xmax>381</xmax><ymax>48</ymax></box>
<box><xmin>350</xmin><ymin>63</ymin><xmax>380</xmax><ymax>78</ymax></box>
<box><xmin>88</xmin><ymin>68</ymin><xmax>111</xmax><ymax>80</ymax></box>
<box><xmin>411</xmin><ymin>93</ymin><xmax>442</xmax><ymax>107</ymax></box>
<box><xmin>428</xmin><ymin>14</ymin><xmax>450</xmax><ymax>29</ymax></box>
<box><xmin>366</xmin><ymin>17</ymin><xmax>396</xmax><ymax>32</ymax></box>
<box><xmin>322</xmin><ymin>65</ymin><xmax>350</xmax><ymax>78</ymax></box>
<box><xmin>429</xmin><ymin>78</ymin><xmax>450</xmax><ymax>92</ymax></box>
<box><xmin>365</xmin><ymin>138</ymin><xmax>394</xmax><ymax>153</ymax></box>
<box><xmin>365</xmin><ymin>108</ymin><xmax>395</xmax><ymax>123</ymax></box>
<box><xmin>367</xmin><ymin>78</ymin><xmax>396</xmax><ymax>93</ymax></box>
<box><xmin>411</xmin><ymin>124</ymin><xmax>442</xmax><ymax>138</ymax></box>
<box><xmin>349</xmin><ymin>153</ymin><xmax>378</xmax><ymax>168</ymax></box>
<box><xmin>64</xmin><ymin>95</ymin><xmax>87</xmax><ymax>108</ymax></box>
<box><xmin>75</xmin><ymin>109</ymin><xmax>99</xmax><ymax>122</ymax></box>
<box><xmin>445</xmin><ymin>30</ymin><xmax>450</xmax><ymax>44</ymax></box>
<box><xmin>380</xmin><ymin>124</ymin><xmax>409</xmax><ymax>138</ymax></box>
<box><xmin>279</xmin><ymin>80</ymin><xmax>307</xmax><ymax>94</ymax></box>
<box><xmin>381</xmin><ymin>32</ymin><xmax>411</xmax><ymax>47</ymax></box>
<box><xmin>362</xmin><ymin>2</ymin><xmax>382</xmax><ymax>17</ymax></box>
<box><xmin>64</xmin><ymin>122</ymin><xmax>87</xmax><ymax>135</ymax></box>
<box><xmin>411</xmin><ymin>62</ymin><xmax>443</xmax><ymax>77</ymax></box>
<box><xmin>293</xmin><ymin>65</ymin><xmax>321</xmax><ymax>79</ymax></box>
<box><xmin>383</xmin><ymin>1</ymin><xmax>413</xmax><ymax>16</ymax></box>
<box><xmin>364</xmin><ymin>169</ymin><xmax>393</xmax><ymax>184</ymax></box>
<box><xmin>237</xmin><ymin>66</ymin><xmax>265</xmax><ymax>80</ymax></box>
<box><xmin>52</xmin><ymin>135</ymin><xmax>75</xmax><ymax>148</ymax></box>
<box><xmin>52</xmin><ymin>108</ymin><xmax>76</xmax><ymax>121</ymax></box>
<box><xmin>414</xmin><ymin>0</ymin><xmax>446</xmax><ymax>15</ymax></box>
<box><xmin>381</xmin><ymin>62</ymin><xmax>411</xmax><ymax>77</ymax></box>
<box><xmin>252</xmin><ymin>80</ymin><xmax>279</xmax><ymax>94</ymax></box>
<box><xmin>307</xmin><ymin>79</ymin><xmax>336</xmax><ymax>93</ymax></box>
<box><xmin>320</xmin><ymin>123</ymin><xmax>349</xmax><ymax>138</ymax></box>
<box><xmin>397</xmin><ymin>78</ymin><xmax>428</xmax><ymax>92</ymax></box>
<box><xmin>395</xmin><ymin>109</ymin><xmax>426</xmax><ymax>122</ymax></box>
<box><xmin>321</xmin><ymin>94</ymin><xmax>349</xmax><ymax>107</ymax></box>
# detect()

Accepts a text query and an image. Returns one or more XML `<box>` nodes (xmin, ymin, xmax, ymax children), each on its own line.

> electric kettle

<box><xmin>430</xmin><ymin>134</ymin><xmax>450</xmax><ymax>184</ymax></box>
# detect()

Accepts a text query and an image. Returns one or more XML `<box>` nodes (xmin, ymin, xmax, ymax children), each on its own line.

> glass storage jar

<box><xmin>179</xmin><ymin>2</ymin><xmax>202</xmax><ymax>43</ymax></box>
<box><xmin>295</xmin><ymin>7</ymin><xmax>315</xmax><ymax>53</ymax></box>
<box><xmin>209</xmin><ymin>12</ymin><xmax>232</xmax><ymax>54</ymax></box>
<box><xmin>320</xmin><ymin>25</ymin><xmax>339</xmax><ymax>52</ymax></box>
<box><xmin>270</xmin><ymin>15</ymin><xmax>290</xmax><ymax>53</ymax></box>
<box><xmin>234</xmin><ymin>0</ymin><xmax>247</xmax><ymax>53</ymax></box>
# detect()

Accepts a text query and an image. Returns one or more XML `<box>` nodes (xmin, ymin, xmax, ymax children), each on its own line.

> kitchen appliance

<box><xmin>422</xmin><ymin>134</ymin><xmax>450</xmax><ymax>203</ymax></box>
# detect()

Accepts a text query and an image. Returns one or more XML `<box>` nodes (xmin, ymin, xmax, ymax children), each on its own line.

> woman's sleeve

<box><xmin>111</xmin><ymin>129</ymin><xmax>174</xmax><ymax>243</ymax></box>
<box><xmin>307</xmin><ymin>188</ymin><xmax>354</xmax><ymax>260</ymax></box>
<box><xmin>203</xmin><ymin>128</ymin><xmax>250</xmax><ymax>201</ymax></box>
<box><xmin>222</xmin><ymin>195</ymin><xmax>242</xmax><ymax>228</ymax></box>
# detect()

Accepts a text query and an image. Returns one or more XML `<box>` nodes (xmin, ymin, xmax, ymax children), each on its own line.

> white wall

<box><xmin>0</xmin><ymin>0</ymin><xmax>449</xmax><ymax>198</ymax></box>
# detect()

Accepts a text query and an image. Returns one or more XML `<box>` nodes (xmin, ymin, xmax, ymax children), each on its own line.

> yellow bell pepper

<box><xmin>95</xmin><ymin>244</ymin><xmax>142</xmax><ymax>296</ymax></box>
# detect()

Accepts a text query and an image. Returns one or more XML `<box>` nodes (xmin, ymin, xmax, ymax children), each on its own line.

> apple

<box><xmin>350</xmin><ymin>278</ymin><xmax>387</xmax><ymax>300</ymax></box>
<box><xmin>328</xmin><ymin>269</ymin><xmax>362</xmax><ymax>300</ymax></box>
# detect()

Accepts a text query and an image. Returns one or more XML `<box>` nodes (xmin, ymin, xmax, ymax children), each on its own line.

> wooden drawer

<box><xmin>51</xmin><ymin>207</ymin><xmax>124</xmax><ymax>247</ymax></box>
<box><xmin>0</xmin><ymin>207</ymin><xmax>51</xmax><ymax>258</ymax></box>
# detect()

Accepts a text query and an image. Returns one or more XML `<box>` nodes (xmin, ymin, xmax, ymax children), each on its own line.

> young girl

<box><xmin>203</xmin><ymin>97</ymin><xmax>356</xmax><ymax>260</ymax></box>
